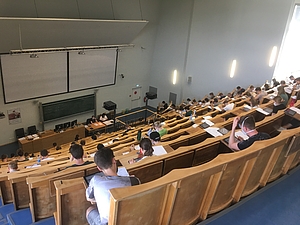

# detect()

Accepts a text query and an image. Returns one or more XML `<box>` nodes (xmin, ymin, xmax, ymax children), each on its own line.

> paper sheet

<box><xmin>256</xmin><ymin>107</ymin><xmax>270</xmax><ymax>115</ymax></box>
<box><xmin>153</xmin><ymin>146</ymin><xmax>167</xmax><ymax>156</ymax></box>
<box><xmin>290</xmin><ymin>107</ymin><xmax>300</xmax><ymax>115</ymax></box>
<box><xmin>235</xmin><ymin>131</ymin><xmax>249</xmax><ymax>140</ymax></box>
<box><xmin>117</xmin><ymin>167</ymin><xmax>129</xmax><ymax>176</ymax></box>
<box><xmin>204</xmin><ymin>127</ymin><xmax>223</xmax><ymax>137</ymax></box>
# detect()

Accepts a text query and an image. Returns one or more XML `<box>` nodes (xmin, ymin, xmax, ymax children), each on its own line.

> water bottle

<box><xmin>37</xmin><ymin>155</ymin><xmax>41</xmax><ymax>165</ymax></box>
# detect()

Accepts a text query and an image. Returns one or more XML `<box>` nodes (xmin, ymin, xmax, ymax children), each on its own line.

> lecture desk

<box><xmin>18</xmin><ymin>125</ymin><xmax>85</xmax><ymax>154</ymax></box>
<box><xmin>85</xmin><ymin>120</ymin><xmax>114</xmax><ymax>135</ymax></box>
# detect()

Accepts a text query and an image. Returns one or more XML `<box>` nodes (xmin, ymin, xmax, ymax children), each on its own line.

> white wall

<box><xmin>149</xmin><ymin>0</ymin><xmax>294</xmax><ymax>106</ymax></box>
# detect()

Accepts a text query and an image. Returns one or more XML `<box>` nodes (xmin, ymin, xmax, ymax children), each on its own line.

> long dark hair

<box><xmin>140</xmin><ymin>138</ymin><xmax>154</xmax><ymax>156</ymax></box>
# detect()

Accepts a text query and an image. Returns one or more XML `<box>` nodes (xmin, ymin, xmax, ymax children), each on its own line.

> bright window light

<box><xmin>230</xmin><ymin>60</ymin><xmax>236</xmax><ymax>78</ymax></box>
<box><xmin>269</xmin><ymin>46</ymin><xmax>278</xmax><ymax>67</ymax></box>
<box><xmin>172</xmin><ymin>70</ymin><xmax>177</xmax><ymax>85</ymax></box>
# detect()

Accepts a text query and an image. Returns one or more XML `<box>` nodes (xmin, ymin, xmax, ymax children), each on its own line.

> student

<box><xmin>150</xmin><ymin>131</ymin><xmax>161</xmax><ymax>145</ymax></box>
<box><xmin>16</xmin><ymin>149</ymin><xmax>27</xmax><ymax>162</ymax></box>
<box><xmin>272</xmin><ymin>96</ymin><xmax>286</xmax><ymax>115</ymax></box>
<box><xmin>40</xmin><ymin>149</ymin><xmax>49</xmax><ymax>160</ymax></box>
<box><xmin>8</xmin><ymin>160</ymin><xmax>18</xmax><ymax>173</ymax></box>
<box><xmin>254</xmin><ymin>87</ymin><xmax>267</xmax><ymax>105</ymax></box>
<box><xmin>222</xmin><ymin>100</ymin><xmax>235</xmax><ymax>112</ymax></box>
<box><xmin>228</xmin><ymin>116</ymin><xmax>270</xmax><ymax>151</ymax></box>
<box><xmin>86</xmin><ymin>147</ymin><xmax>140</xmax><ymax>225</ymax></box>
<box><xmin>1</xmin><ymin>154</ymin><xmax>8</xmax><ymax>162</ymax></box>
<box><xmin>277</xmin><ymin>86</ymin><xmax>289</xmax><ymax>106</ymax></box>
<box><xmin>91</xmin><ymin>115</ymin><xmax>98</xmax><ymax>123</ymax></box>
<box><xmin>68</xmin><ymin>144</ymin><xmax>93</xmax><ymax>167</ymax></box>
<box><xmin>128</xmin><ymin>138</ymin><xmax>154</xmax><ymax>164</ymax></box>
<box><xmin>99</xmin><ymin>113</ymin><xmax>108</xmax><ymax>122</ymax></box>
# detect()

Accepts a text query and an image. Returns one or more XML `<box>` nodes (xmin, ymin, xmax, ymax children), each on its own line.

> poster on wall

<box><xmin>7</xmin><ymin>108</ymin><xmax>21</xmax><ymax>125</ymax></box>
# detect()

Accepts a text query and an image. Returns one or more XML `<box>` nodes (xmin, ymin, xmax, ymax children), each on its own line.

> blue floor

<box><xmin>200</xmin><ymin>166</ymin><xmax>300</xmax><ymax>225</ymax></box>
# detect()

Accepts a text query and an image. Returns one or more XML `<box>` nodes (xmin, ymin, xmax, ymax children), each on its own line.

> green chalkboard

<box><xmin>42</xmin><ymin>94</ymin><xmax>95</xmax><ymax>122</ymax></box>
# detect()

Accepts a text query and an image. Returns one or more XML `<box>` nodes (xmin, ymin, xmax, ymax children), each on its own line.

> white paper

<box><xmin>256</xmin><ymin>108</ymin><xmax>270</xmax><ymax>115</ymax></box>
<box><xmin>201</xmin><ymin>119</ymin><xmax>214</xmax><ymax>126</ymax></box>
<box><xmin>290</xmin><ymin>107</ymin><xmax>300</xmax><ymax>114</ymax></box>
<box><xmin>153</xmin><ymin>146</ymin><xmax>167</xmax><ymax>156</ymax></box>
<box><xmin>103</xmin><ymin>120</ymin><xmax>114</xmax><ymax>125</ymax></box>
<box><xmin>204</xmin><ymin>127</ymin><xmax>223</xmax><ymax>137</ymax></box>
<box><xmin>26</xmin><ymin>164</ymin><xmax>41</xmax><ymax>168</ymax></box>
<box><xmin>235</xmin><ymin>131</ymin><xmax>249</xmax><ymax>140</ymax></box>
<box><xmin>214</xmin><ymin>106</ymin><xmax>222</xmax><ymax>111</ymax></box>
<box><xmin>243</xmin><ymin>104</ymin><xmax>252</xmax><ymax>110</ymax></box>
<box><xmin>192</xmin><ymin>124</ymin><xmax>198</xmax><ymax>128</ymax></box>
<box><xmin>117</xmin><ymin>167</ymin><xmax>129</xmax><ymax>176</ymax></box>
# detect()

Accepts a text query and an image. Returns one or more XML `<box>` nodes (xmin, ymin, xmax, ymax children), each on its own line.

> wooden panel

<box><xmin>111</xmin><ymin>185</ymin><xmax>170</xmax><ymax>225</ymax></box>
<box><xmin>163</xmin><ymin>151</ymin><xmax>194</xmax><ymax>175</ymax></box>
<box><xmin>128</xmin><ymin>161</ymin><xmax>163</xmax><ymax>183</ymax></box>
<box><xmin>0</xmin><ymin>178</ymin><xmax>13</xmax><ymax>204</ymax></box>
<box><xmin>168</xmin><ymin>168</ymin><xmax>222</xmax><ymax>225</ymax></box>
<box><xmin>192</xmin><ymin>142</ymin><xmax>220</xmax><ymax>166</ymax></box>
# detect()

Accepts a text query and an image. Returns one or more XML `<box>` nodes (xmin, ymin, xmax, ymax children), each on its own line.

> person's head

<box><xmin>8</xmin><ymin>160</ymin><xmax>18</xmax><ymax>173</ymax></box>
<box><xmin>40</xmin><ymin>149</ymin><xmax>49</xmax><ymax>158</ymax></box>
<box><xmin>91</xmin><ymin>134</ymin><xmax>97</xmax><ymax>140</ymax></box>
<box><xmin>185</xmin><ymin>106</ymin><xmax>190</xmax><ymax>110</ymax></box>
<box><xmin>56</xmin><ymin>145</ymin><xmax>62</xmax><ymax>150</ymax></box>
<box><xmin>295</xmin><ymin>77</ymin><xmax>300</xmax><ymax>84</ymax></box>
<box><xmin>97</xmin><ymin>143</ymin><xmax>104</xmax><ymax>151</ymax></box>
<box><xmin>53</xmin><ymin>142</ymin><xmax>57</xmax><ymax>147</ymax></box>
<box><xmin>236</xmin><ymin>86</ymin><xmax>241</xmax><ymax>90</ymax></box>
<box><xmin>263</xmin><ymin>83</ymin><xmax>270</xmax><ymax>90</ymax></box>
<box><xmin>74</xmin><ymin>134</ymin><xmax>80</xmax><ymax>141</ymax></box>
<box><xmin>139</xmin><ymin>138</ymin><xmax>154</xmax><ymax>156</ymax></box>
<box><xmin>290</xmin><ymin>75</ymin><xmax>295</xmax><ymax>80</ymax></box>
<box><xmin>16</xmin><ymin>149</ymin><xmax>24</xmax><ymax>157</ymax></box>
<box><xmin>92</xmin><ymin>115</ymin><xmax>96</xmax><ymax>119</ymax></box>
<box><xmin>80</xmin><ymin>140</ymin><xmax>86</xmax><ymax>146</ymax></box>
<box><xmin>94</xmin><ymin>147</ymin><xmax>115</xmax><ymax>171</ymax></box>
<box><xmin>255</xmin><ymin>87</ymin><xmax>261</xmax><ymax>94</ymax></box>
<box><xmin>162</xmin><ymin>101</ymin><xmax>166</xmax><ymax>104</ymax></box>
<box><xmin>101</xmin><ymin>113</ymin><xmax>106</xmax><ymax>117</ymax></box>
<box><xmin>277</xmin><ymin>86</ymin><xmax>286</xmax><ymax>95</ymax></box>
<box><xmin>187</xmin><ymin>98</ymin><xmax>191</xmax><ymax>102</ymax></box>
<box><xmin>10</xmin><ymin>153</ymin><xmax>15</xmax><ymax>158</ymax></box>
<box><xmin>154</xmin><ymin>121</ymin><xmax>162</xmax><ymax>130</ymax></box>
<box><xmin>204</xmin><ymin>98</ymin><xmax>209</xmax><ymax>103</ymax></box>
<box><xmin>213</xmin><ymin>98</ymin><xmax>218</xmax><ymax>103</ymax></box>
<box><xmin>150</xmin><ymin>131</ymin><xmax>161</xmax><ymax>143</ymax></box>
<box><xmin>238</xmin><ymin>116</ymin><xmax>256</xmax><ymax>135</ymax></box>
<box><xmin>273</xmin><ymin>96</ymin><xmax>283</xmax><ymax>105</ymax></box>
<box><xmin>69</xmin><ymin>144</ymin><xmax>84</xmax><ymax>159</ymax></box>
<box><xmin>249</xmin><ymin>85</ymin><xmax>254</xmax><ymax>91</ymax></box>
<box><xmin>280</xmin><ymin>80</ymin><xmax>286</xmax><ymax>86</ymax></box>
<box><xmin>1</xmin><ymin>154</ymin><xmax>8</xmax><ymax>162</ymax></box>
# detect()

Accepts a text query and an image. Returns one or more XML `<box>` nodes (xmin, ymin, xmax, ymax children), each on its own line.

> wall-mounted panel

<box><xmin>77</xmin><ymin>0</ymin><xmax>114</xmax><ymax>19</ymax></box>
<box><xmin>1</xmin><ymin>52</ymin><xmax>67</xmax><ymax>103</ymax></box>
<box><xmin>34</xmin><ymin>0</ymin><xmax>80</xmax><ymax>18</ymax></box>
<box><xmin>0</xmin><ymin>18</ymin><xmax>148</xmax><ymax>53</ymax></box>
<box><xmin>69</xmin><ymin>48</ymin><xmax>117</xmax><ymax>91</ymax></box>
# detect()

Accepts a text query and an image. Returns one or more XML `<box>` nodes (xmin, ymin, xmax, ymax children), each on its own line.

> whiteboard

<box><xmin>1</xmin><ymin>52</ymin><xmax>67</xmax><ymax>103</ymax></box>
<box><xmin>69</xmin><ymin>48</ymin><xmax>117</xmax><ymax>91</ymax></box>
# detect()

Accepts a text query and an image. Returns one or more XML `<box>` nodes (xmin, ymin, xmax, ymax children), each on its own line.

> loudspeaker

<box><xmin>146</xmin><ymin>92</ymin><xmax>157</xmax><ymax>100</ymax></box>
<box><xmin>103</xmin><ymin>101</ymin><xmax>117</xmax><ymax>111</ymax></box>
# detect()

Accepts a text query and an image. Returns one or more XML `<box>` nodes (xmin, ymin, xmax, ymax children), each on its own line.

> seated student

<box><xmin>254</xmin><ymin>87</ymin><xmax>267</xmax><ymax>105</ymax></box>
<box><xmin>99</xmin><ymin>113</ymin><xmax>108</xmax><ymax>122</ymax></box>
<box><xmin>16</xmin><ymin>149</ymin><xmax>27</xmax><ymax>162</ymax></box>
<box><xmin>277</xmin><ymin>86</ymin><xmax>289</xmax><ymax>106</ymax></box>
<box><xmin>150</xmin><ymin>131</ymin><xmax>161</xmax><ymax>145</ymax></box>
<box><xmin>128</xmin><ymin>138</ymin><xmax>154</xmax><ymax>164</ymax></box>
<box><xmin>221</xmin><ymin>100</ymin><xmax>235</xmax><ymax>112</ymax></box>
<box><xmin>74</xmin><ymin>134</ymin><xmax>80</xmax><ymax>142</ymax></box>
<box><xmin>242</xmin><ymin>85</ymin><xmax>255</xmax><ymax>96</ymax></box>
<box><xmin>68</xmin><ymin>144</ymin><xmax>93</xmax><ymax>167</ymax></box>
<box><xmin>154</xmin><ymin>121</ymin><xmax>168</xmax><ymax>137</ymax></box>
<box><xmin>184</xmin><ymin>106</ymin><xmax>193</xmax><ymax>117</ymax></box>
<box><xmin>40</xmin><ymin>149</ymin><xmax>50</xmax><ymax>160</ymax></box>
<box><xmin>8</xmin><ymin>160</ymin><xmax>18</xmax><ymax>173</ymax></box>
<box><xmin>86</xmin><ymin>147</ymin><xmax>140</xmax><ymax>225</ymax></box>
<box><xmin>1</xmin><ymin>154</ymin><xmax>8</xmax><ymax>162</ymax></box>
<box><xmin>209</xmin><ymin>92</ymin><xmax>215</xmax><ymax>99</ymax></box>
<box><xmin>228</xmin><ymin>116</ymin><xmax>270</xmax><ymax>151</ymax></box>
<box><xmin>91</xmin><ymin>115</ymin><xmax>98</xmax><ymax>124</ymax></box>
<box><xmin>272</xmin><ymin>96</ymin><xmax>286</xmax><ymax>115</ymax></box>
